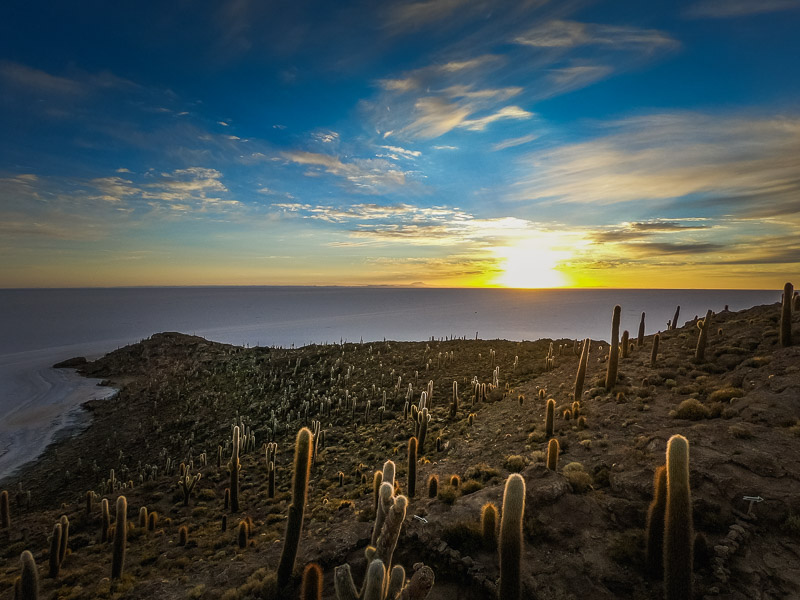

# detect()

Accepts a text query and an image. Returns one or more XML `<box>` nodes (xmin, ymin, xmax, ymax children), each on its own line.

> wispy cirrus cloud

<box><xmin>685</xmin><ymin>0</ymin><xmax>800</xmax><ymax>18</ymax></box>
<box><xmin>508</xmin><ymin>112</ymin><xmax>800</xmax><ymax>219</ymax></box>
<box><xmin>492</xmin><ymin>133</ymin><xmax>538</xmax><ymax>151</ymax></box>
<box><xmin>514</xmin><ymin>20</ymin><xmax>679</xmax><ymax>52</ymax></box>
<box><xmin>279</xmin><ymin>151</ymin><xmax>411</xmax><ymax>193</ymax></box>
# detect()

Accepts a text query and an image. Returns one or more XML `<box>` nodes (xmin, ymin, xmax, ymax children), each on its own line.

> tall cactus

<box><xmin>545</xmin><ymin>399</ymin><xmax>555</xmax><ymax>438</ymax></box>
<box><xmin>695</xmin><ymin>310</ymin><xmax>713</xmax><ymax>362</ymax></box>
<box><xmin>301</xmin><ymin>563</ymin><xmax>323</xmax><ymax>600</ymax></box>
<box><xmin>48</xmin><ymin>522</ymin><xmax>62</xmax><ymax>578</ymax></box>
<box><xmin>408</xmin><ymin>437</ymin><xmax>417</xmax><ymax>498</ymax></box>
<box><xmin>645</xmin><ymin>465</ymin><xmax>667</xmax><ymax>579</ymax></box>
<box><xmin>499</xmin><ymin>473</ymin><xmax>525</xmax><ymax>600</ymax></box>
<box><xmin>19</xmin><ymin>550</ymin><xmax>39</xmax><ymax>600</ymax></box>
<box><xmin>0</xmin><ymin>490</ymin><xmax>9</xmax><ymax>529</ymax></box>
<box><xmin>481</xmin><ymin>502</ymin><xmax>498</xmax><ymax>550</ymax></box>
<box><xmin>664</xmin><ymin>435</ymin><xmax>693</xmax><ymax>600</ymax></box>
<box><xmin>58</xmin><ymin>515</ymin><xmax>69</xmax><ymax>567</ymax></box>
<box><xmin>546</xmin><ymin>438</ymin><xmax>559</xmax><ymax>471</ymax></box>
<box><xmin>573</xmin><ymin>338</ymin><xmax>590</xmax><ymax>402</ymax></box>
<box><xmin>605</xmin><ymin>305</ymin><xmax>621</xmax><ymax>390</ymax></box>
<box><xmin>781</xmin><ymin>282</ymin><xmax>793</xmax><ymax>347</ymax></box>
<box><xmin>651</xmin><ymin>333</ymin><xmax>660</xmax><ymax>367</ymax></box>
<box><xmin>100</xmin><ymin>498</ymin><xmax>110</xmax><ymax>542</ymax></box>
<box><xmin>637</xmin><ymin>312</ymin><xmax>646</xmax><ymax>347</ymax></box>
<box><xmin>179</xmin><ymin>467</ymin><xmax>202</xmax><ymax>507</ymax></box>
<box><xmin>277</xmin><ymin>427</ymin><xmax>313</xmax><ymax>588</ymax></box>
<box><xmin>621</xmin><ymin>330</ymin><xmax>630</xmax><ymax>358</ymax></box>
<box><xmin>230</xmin><ymin>426</ymin><xmax>241</xmax><ymax>513</ymax></box>
<box><xmin>671</xmin><ymin>306</ymin><xmax>680</xmax><ymax>331</ymax></box>
<box><xmin>450</xmin><ymin>380</ymin><xmax>458</xmax><ymax>419</ymax></box>
<box><xmin>111</xmin><ymin>495</ymin><xmax>127</xmax><ymax>579</ymax></box>
<box><xmin>417</xmin><ymin>407</ymin><xmax>430</xmax><ymax>455</ymax></box>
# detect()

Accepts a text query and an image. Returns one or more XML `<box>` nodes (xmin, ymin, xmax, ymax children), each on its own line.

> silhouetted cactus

<box><xmin>651</xmin><ymin>334</ymin><xmax>660</xmax><ymax>367</ymax></box>
<box><xmin>638</xmin><ymin>312</ymin><xmax>646</xmax><ymax>347</ymax></box>
<box><xmin>621</xmin><ymin>330</ymin><xmax>630</xmax><ymax>358</ymax></box>
<box><xmin>781</xmin><ymin>282</ymin><xmax>793</xmax><ymax>347</ymax></box>
<box><xmin>664</xmin><ymin>435</ymin><xmax>693</xmax><ymax>600</ymax></box>
<box><xmin>238</xmin><ymin>520</ymin><xmax>248</xmax><ymax>548</ymax></box>
<box><xmin>58</xmin><ymin>515</ymin><xmax>69</xmax><ymax>567</ymax></box>
<box><xmin>277</xmin><ymin>427</ymin><xmax>313</xmax><ymax>588</ymax></box>
<box><xmin>499</xmin><ymin>473</ymin><xmax>525</xmax><ymax>600</ymax></box>
<box><xmin>19</xmin><ymin>550</ymin><xmax>39</xmax><ymax>600</ymax></box>
<box><xmin>48</xmin><ymin>522</ymin><xmax>62</xmax><ymax>578</ymax></box>
<box><xmin>1</xmin><ymin>490</ymin><xmax>9</xmax><ymax>529</ymax></box>
<box><xmin>138</xmin><ymin>506</ymin><xmax>147</xmax><ymax>528</ymax></box>
<box><xmin>301</xmin><ymin>563</ymin><xmax>323</xmax><ymax>600</ymax></box>
<box><xmin>408</xmin><ymin>437</ymin><xmax>417</xmax><ymax>497</ymax></box>
<box><xmin>147</xmin><ymin>511</ymin><xmax>158</xmax><ymax>531</ymax></box>
<box><xmin>417</xmin><ymin>407</ymin><xmax>431</xmax><ymax>454</ymax></box>
<box><xmin>645</xmin><ymin>465</ymin><xmax>667</xmax><ymax>579</ymax></box>
<box><xmin>372</xmin><ymin>471</ymin><xmax>383</xmax><ymax>512</ymax></box>
<box><xmin>546</xmin><ymin>438</ymin><xmax>559</xmax><ymax>471</ymax></box>
<box><xmin>481</xmin><ymin>503</ymin><xmax>498</xmax><ymax>550</ymax></box>
<box><xmin>545</xmin><ymin>399</ymin><xmax>555</xmax><ymax>438</ymax></box>
<box><xmin>179</xmin><ymin>467</ymin><xmax>202</xmax><ymax>507</ymax></box>
<box><xmin>230</xmin><ymin>426</ymin><xmax>241</xmax><ymax>513</ymax></box>
<box><xmin>695</xmin><ymin>309</ymin><xmax>713</xmax><ymax>362</ymax></box>
<box><xmin>605</xmin><ymin>305</ymin><xmax>621</xmax><ymax>390</ymax></box>
<box><xmin>111</xmin><ymin>495</ymin><xmax>127</xmax><ymax>579</ymax></box>
<box><xmin>427</xmin><ymin>475</ymin><xmax>438</xmax><ymax>498</ymax></box>
<box><xmin>671</xmin><ymin>306</ymin><xmax>680</xmax><ymax>331</ymax></box>
<box><xmin>573</xmin><ymin>338</ymin><xmax>590</xmax><ymax>402</ymax></box>
<box><xmin>179</xmin><ymin>525</ymin><xmax>189</xmax><ymax>546</ymax></box>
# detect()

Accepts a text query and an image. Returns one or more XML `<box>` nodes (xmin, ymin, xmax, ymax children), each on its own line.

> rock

<box><xmin>54</xmin><ymin>356</ymin><xmax>88</xmax><ymax>368</ymax></box>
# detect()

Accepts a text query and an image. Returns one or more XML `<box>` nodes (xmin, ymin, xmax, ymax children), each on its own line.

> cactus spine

<box><xmin>481</xmin><ymin>502</ymin><xmax>498</xmax><ymax>550</ymax></box>
<box><xmin>573</xmin><ymin>338</ymin><xmax>590</xmax><ymax>402</ymax></box>
<box><xmin>605</xmin><ymin>305</ymin><xmax>621</xmax><ymax>390</ymax></box>
<box><xmin>301</xmin><ymin>563</ymin><xmax>323</xmax><ymax>600</ymax></box>
<box><xmin>277</xmin><ymin>427</ymin><xmax>313</xmax><ymax>588</ymax></box>
<box><xmin>695</xmin><ymin>309</ymin><xmax>712</xmax><ymax>362</ymax></box>
<box><xmin>230</xmin><ymin>426</ymin><xmax>241</xmax><ymax>513</ymax></box>
<box><xmin>637</xmin><ymin>312</ymin><xmax>646</xmax><ymax>347</ymax></box>
<box><xmin>650</xmin><ymin>334</ymin><xmax>660</xmax><ymax>367</ymax></box>
<box><xmin>546</xmin><ymin>438</ymin><xmax>560</xmax><ymax>471</ymax></box>
<box><xmin>781</xmin><ymin>282</ymin><xmax>793</xmax><ymax>347</ymax></box>
<box><xmin>499</xmin><ymin>473</ymin><xmax>525</xmax><ymax>600</ymax></box>
<box><xmin>408</xmin><ymin>437</ymin><xmax>417</xmax><ymax>498</ymax></box>
<box><xmin>545</xmin><ymin>398</ymin><xmax>555</xmax><ymax>438</ymax></box>
<box><xmin>19</xmin><ymin>550</ymin><xmax>39</xmax><ymax>600</ymax></box>
<box><xmin>48</xmin><ymin>522</ymin><xmax>62</xmax><ymax>578</ymax></box>
<box><xmin>1</xmin><ymin>490</ymin><xmax>9</xmax><ymax>528</ymax></box>
<box><xmin>645</xmin><ymin>465</ymin><xmax>667</xmax><ymax>579</ymax></box>
<box><xmin>664</xmin><ymin>435</ymin><xmax>693</xmax><ymax>600</ymax></box>
<box><xmin>111</xmin><ymin>495</ymin><xmax>127</xmax><ymax>579</ymax></box>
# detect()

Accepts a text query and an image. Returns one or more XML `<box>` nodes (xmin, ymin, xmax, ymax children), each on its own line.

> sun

<box><xmin>492</xmin><ymin>239</ymin><xmax>570</xmax><ymax>288</ymax></box>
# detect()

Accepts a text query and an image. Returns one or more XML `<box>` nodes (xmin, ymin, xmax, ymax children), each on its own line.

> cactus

<box><xmin>58</xmin><ymin>515</ymin><xmax>69</xmax><ymax>567</ymax></box>
<box><xmin>238</xmin><ymin>520</ymin><xmax>248</xmax><ymax>548</ymax></box>
<box><xmin>147</xmin><ymin>511</ymin><xmax>158</xmax><ymax>531</ymax></box>
<box><xmin>277</xmin><ymin>427</ymin><xmax>313</xmax><ymax>588</ymax></box>
<box><xmin>450</xmin><ymin>380</ymin><xmax>458</xmax><ymax>419</ymax></box>
<box><xmin>230</xmin><ymin>426</ymin><xmax>241</xmax><ymax>513</ymax></box>
<box><xmin>664</xmin><ymin>435</ymin><xmax>693</xmax><ymax>600</ymax></box>
<box><xmin>179</xmin><ymin>467</ymin><xmax>202</xmax><ymax>506</ymax></box>
<box><xmin>417</xmin><ymin>407</ymin><xmax>430</xmax><ymax>455</ymax></box>
<box><xmin>179</xmin><ymin>525</ymin><xmax>189</xmax><ymax>546</ymax></box>
<box><xmin>19</xmin><ymin>550</ymin><xmax>39</xmax><ymax>600</ymax></box>
<box><xmin>545</xmin><ymin>399</ymin><xmax>555</xmax><ymax>438</ymax></box>
<box><xmin>111</xmin><ymin>495</ymin><xmax>127</xmax><ymax>579</ymax></box>
<box><xmin>637</xmin><ymin>312</ymin><xmax>646</xmax><ymax>347</ymax></box>
<box><xmin>100</xmin><ymin>498</ymin><xmax>110</xmax><ymax>542</ymax></box>
<box><xmin>48</xmin><ymin>522</ymin><xmax>62</xmax><ymax>578</ymax></box>
<box><xmin>427</xmin><ymin>475</ymin><xmax>438</xmax><ymax>498</ymax></box>
<box><xmin>671</xmin><ymin>306</ymin><xmax>680</xmax><ymax>330</ymax></box>
<box><xmin>268</xmin><ymin>461</ymin><xmax>276</xmax><ymax>499</ymax></box>
<box><xmin>85</xmin><ymin>491</ymin><xmax>93</xmax><ymax>517</ymax></box>
<box><xmin>1</xmin><ymin>490</ymin><xmax>9</xmax><ymax>529</ymax></box>
<box><xmin>651</xmin><ymin>333</ymin><xmax>660</xmax><ymax>367</ymax></box>
<box><xmin>573</xmin><ymin>338</ymin><xmax>590</xmax><ymax>402</ymax></box>
<box><xmin>781</xmin><ymin>282</ymin><xmax>793</xmax><ymax>347</ymax></box>
<box><xmin>546</xmin><ymin>438</ymin><xmax>559</xmax><ymax>471</ymax></box>
<box><xmin>499</xmin><ymin>474</ymin><xmax>525</xmax><ymax>600</ymax></box>
<box><xmin>224</xmin><ymin>488</ymin><xmax>230</xmax><ymax>510</ymax></box>
<box><xmin>481</xmin><ymin>503</ymin><xmax>498</xmax><ymax>550</ymax></box>
<box><xmin>605</xmin><ymin>305</ymin><xmax>621</xmax><ymax>390</ymax></box>
<box><xmin>695</xmin><ymin>309</ymin><xmax>713</xmax><ymax>362</ymax></box>
<box><xmin>408</xmin><ymin>437</ymin><xmax>417</xmax><ymax>497</ymax></box>
<box><xmin>301</xmin><ymin>563</ymin><xmax>323</xmax><ymax>600</ymax></box>
<box><xmin>621</xmin><ymin>330</ymin><xmax>630</xmax><ymax>358</ymax></box>
<box><xmin>372</xmin><ymin>471</ymin><xmax>383</xmax><ymax>512</ymax></box>
<box><xmin>138</xmin><ymin>506</ymin><xmax>148</xmax><ymax>528</ymax></box>
<box><xmin>645</xmin><ymin>465</ymin><xmax>667</xmax><ymax>579</ymax></box>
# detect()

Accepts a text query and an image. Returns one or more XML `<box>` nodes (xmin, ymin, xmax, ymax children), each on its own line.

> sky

<box><xmin>1</xmin><ymin>0</ymin><xmax>799</xmax><ymax>289</ymax></box>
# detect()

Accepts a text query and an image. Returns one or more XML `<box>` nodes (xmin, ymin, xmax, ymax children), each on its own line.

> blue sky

<box><xmin>1</xmin><ymin>0</ymin><xmax>799</xmax><ymax>288</ymax></box>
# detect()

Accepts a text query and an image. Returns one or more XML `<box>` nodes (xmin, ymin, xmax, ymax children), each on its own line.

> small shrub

<box><xmin>460</xmin><ymin>479</ymin><xmax>483</xmax><ymax>495</ymax></box>
<box><xmin>463</xmin><ymin>463</ymin><xmax>501</xmax><ymax>482</ymax></box>
<box><xmin>728</xmin><ymin>424</ymin><xmax>753</xmax><ymax>439</ymax></box>
<box><xmin>437</xmin><ymin>486</ymin><xmax>458</xmax><ymax>505</ymax></box>
<box><xmin>504</xmin><ymin>455</ymin><xmax>527</xmax><ymax>472</ymax></box>
<box><xmin>562</xmin><ymin>462</ymin><xmax>593</xmax><ymax>493</ymax></box>
<box><xmin>441</xmin><ymin>521</ymin><xmax>483</xmax><ymax>554</ymax></box>
<box><xmin>673</xmin><ymin>398</ymin><xmax>710</xmax><ymax>420</ymax></box>
<box><xmin>708</xmin><ymin>387</ymin><xmax>744</xmax><ymax>403</ymax></box>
